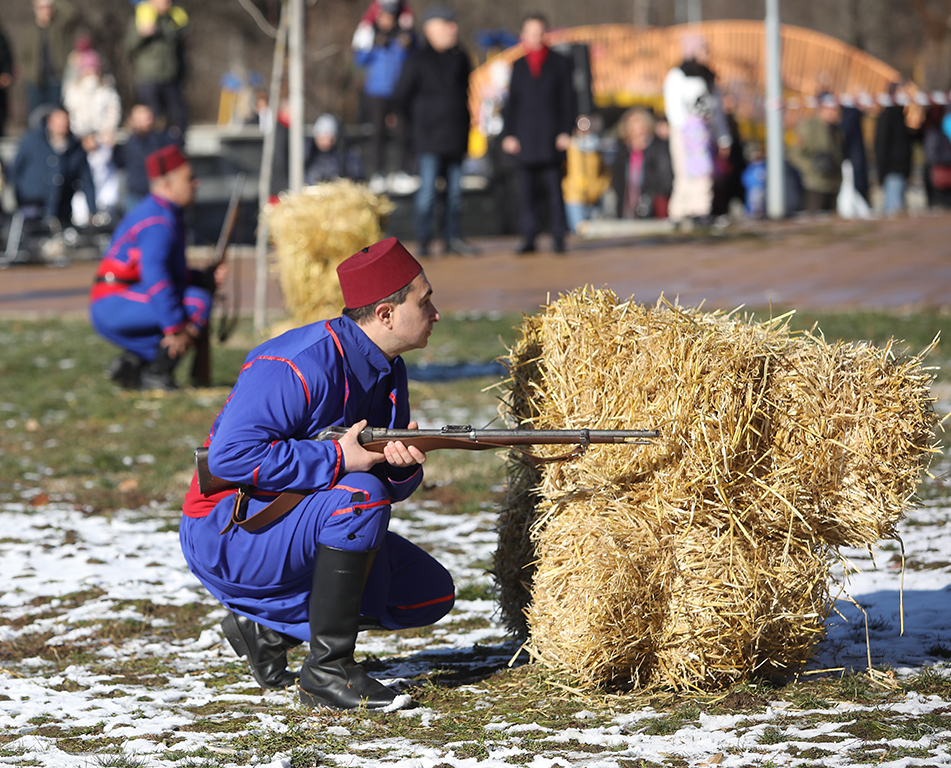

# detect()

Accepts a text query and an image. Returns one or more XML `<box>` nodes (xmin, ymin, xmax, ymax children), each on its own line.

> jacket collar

<box><xmin>333</xmin><ymin>315</ymin><xmax>394</xmax><ymax>384</ymax></box>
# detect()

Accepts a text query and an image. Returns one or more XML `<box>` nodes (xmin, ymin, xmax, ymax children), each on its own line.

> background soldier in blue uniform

<box><xmin>89</xmin><ymin>145</ymin><xmax>224</xmax><ymax>390</ymax></box>
<box><xmin>180</xmin><ymin>238</ymin><xmax>454</xmax><ymax>711</ymax></box>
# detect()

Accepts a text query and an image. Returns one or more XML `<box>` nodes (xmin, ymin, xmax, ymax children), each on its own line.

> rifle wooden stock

<box><xmin>194</xmin><ymin>425</ymin><xmax>659</xmax><ymax>496</ymax></box>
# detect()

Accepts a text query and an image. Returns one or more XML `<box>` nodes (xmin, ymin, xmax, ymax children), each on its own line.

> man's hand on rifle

<box><xmin>339</xmin><ymin>419</ymin><xmax>426</xmax><ymax>472</ymax></box>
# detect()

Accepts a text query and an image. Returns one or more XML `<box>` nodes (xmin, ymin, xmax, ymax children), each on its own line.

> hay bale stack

<box><xmin>264</xmin><ymin>180</ymin><xmax>394</xmax><ymax>326</ymax></box>
<box><xmin>497</xmin><ymin>287</ymin><xmax>938</xmax><ymax>691</ymax></box>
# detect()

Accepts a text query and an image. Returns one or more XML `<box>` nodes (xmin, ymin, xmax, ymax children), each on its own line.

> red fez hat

<box><xmin>145</xmin><ymin>145</ymin><xmax>188</xmax><ymax>180</ymax></box>
<box><xmin>337</xmin><ymin>238</ymin><xmax>422</xmax><ymax>308</ymax></box>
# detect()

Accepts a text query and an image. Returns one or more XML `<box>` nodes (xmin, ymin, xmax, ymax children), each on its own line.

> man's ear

<box><xmin>374</xmin><ymin>300</ymin><xmax>394</xmax><ymax>328</ymax></box>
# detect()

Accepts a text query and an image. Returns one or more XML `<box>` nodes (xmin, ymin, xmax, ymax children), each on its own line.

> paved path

<box><xmin>1</xmin><ymin>214</ymin><xmax>949</xmax><ymax>318</ymax></box>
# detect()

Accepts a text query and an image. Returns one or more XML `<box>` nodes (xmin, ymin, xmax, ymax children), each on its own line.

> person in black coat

<box><xmin>501</xmin><ymin>13</ymin><xmax>576</xmax><ymax>254</ymax></box>
<box><xmin>114</xmin><ymin>103</ymin><xmax>179</xmax><ymax>212</ymax></box>
<box><xmin>393</xmin><ymin>5</ymin><xmax>475</xmax><ymax>256</ymax></box>
<box><xmin>0</xmin><ymin>24</ymin><xmax>13</xmax><ymax>138</ymax></box>
<box><xmin>875</xmin><ymin>82</ymin><xmax>916</xmax><ymax>216</ymax></box>
<box><xmin>12</xmin><ymin>106</ymin><xmax>96</xmax><ymax>226</ymax></box>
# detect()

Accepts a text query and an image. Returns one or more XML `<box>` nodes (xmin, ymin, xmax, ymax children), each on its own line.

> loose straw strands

<box><xmin>264</xmin><ymin>180</ymin><xmax>394</xmax><ymax>327</ymax></box>
<box><xmin>495</xmin><ymin>287</ymin><xmax>939</xmax><ymax>691</ymax></box>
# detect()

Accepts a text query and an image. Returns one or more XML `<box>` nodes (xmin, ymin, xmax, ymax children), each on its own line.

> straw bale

<box><xmin>264</xmin><ymin>180</ymin><xmax>394</xmax><ymax>327</ymax></box>
<box><xmin>496</xmin><ymin>286</ymin><xmax>938</xmax><ymax>690</ymax></box>
<box><xmin>655</xmin><ymin>525</ymin><xmax>829</xmax><ymax>690</ymax></box>
<box><xmin>525</xmin><ymin>492</ymin><xmax>671</xmax><ymax>689</ymax></box>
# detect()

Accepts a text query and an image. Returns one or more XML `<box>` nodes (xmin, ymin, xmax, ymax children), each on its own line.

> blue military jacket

<box><xmin>183</xmin><ymin>316</ymin><xmax>421</xmax><ymax>518</ymax></box>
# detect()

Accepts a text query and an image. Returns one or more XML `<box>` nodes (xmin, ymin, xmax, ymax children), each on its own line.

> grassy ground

<box><xmin>1</xmin><ymin>308</ymin><xmax>950</xmax><ymax>766</ymax></box>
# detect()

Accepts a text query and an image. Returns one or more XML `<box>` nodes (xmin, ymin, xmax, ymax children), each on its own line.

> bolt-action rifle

<box><xmin>194</xmin><ymin>424</ymin><xmax>660</xmax><ymax>496</ymax></box>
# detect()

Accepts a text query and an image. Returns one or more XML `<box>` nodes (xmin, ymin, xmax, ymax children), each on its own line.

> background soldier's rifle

<box><xmin>190</xmin><ymin>172</ymin><xmax>246</xmax><ymax>386</ymax></box>
<box><xmin>195</xmin><ymin>424</ymin><xmax>660</xmax><ymax>495</ymax></box>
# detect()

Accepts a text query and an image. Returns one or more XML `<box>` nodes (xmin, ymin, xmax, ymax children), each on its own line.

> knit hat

<box><xmin>145</xmin><ymin>144</ymin><xmax>188</xmax><ymax>180</ymax></box>
<box><xmin>313</xmin><ymin>113</ymin><xmax>339</xmax><ymax>138</ymax></box>
<box><xmin>421</xmin><ymin>4</ymin><xmax>456</xmax><ymax>23</ymax></box>
<box><xmin>337</xmin><ymin>238</ymin><xmax>422</xmax><ymax>308</ymax></box>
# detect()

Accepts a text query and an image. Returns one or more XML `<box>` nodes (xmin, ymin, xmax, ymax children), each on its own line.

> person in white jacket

<box><xmin>63</xmin><ymin>49</ymin><xmax>122</xmax><ymax>221</ymax></box>
<box><xmin>662</xmin><ymin>34</ymin><xmax>731</xmax><ymax>226</ymax></box>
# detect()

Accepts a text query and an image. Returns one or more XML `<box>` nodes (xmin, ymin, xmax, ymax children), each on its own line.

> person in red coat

<box><xmin>501</xmin><ymin>13</ymin><xmax>576</xmax><ymax>254</ymax></box>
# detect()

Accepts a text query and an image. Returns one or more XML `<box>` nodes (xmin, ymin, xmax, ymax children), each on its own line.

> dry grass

<box><xmin>496</xmin><ymin>287</ymin><xmax>939</xmax><ymax>691</ymax></box>
<box><xmin>264</xmin><ymin>180</ymin><xmax>394</xmax><ymax>329</ymax></box>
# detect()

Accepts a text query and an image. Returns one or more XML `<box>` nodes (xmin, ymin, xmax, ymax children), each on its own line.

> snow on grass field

<box><xmin>2</xmin><ymin>491</ymin><xmax>951</xmax><ymax>768</ymax></box>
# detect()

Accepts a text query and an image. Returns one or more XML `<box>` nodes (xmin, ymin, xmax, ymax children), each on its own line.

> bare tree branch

<box><xmin>236</xmin><ymin>0</ymin><xmax>278</xmax><ymax>38</ymax></box>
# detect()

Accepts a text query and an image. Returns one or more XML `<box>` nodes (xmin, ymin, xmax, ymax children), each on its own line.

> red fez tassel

<box><xmin>145</xmin><ymin>145</ymin><xmax>188</xmax><ymax>180</ymax></box>
<box><xmin>337</xmin><ymin>238</ymin><xmax>422</xmax><ymax>308</ymax></box>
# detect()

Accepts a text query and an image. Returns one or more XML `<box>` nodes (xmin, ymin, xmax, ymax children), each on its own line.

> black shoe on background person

<box><xmin>446</xmin><ymin>238</ymin><xmax>479</xmax><ymax>256</ymax></box>
<box><xmin>516</xmin><ymin>240</ymin><xmax>536</xmax><ymax>255</ymax></box>
<box><xmin>222</xmin><ymin>611</ymin><xmax>300</xmax><ymax>689</ymax></box>
<box><xmin>139</xmin><ymin>346</ymin><xmax>179</xmax><ymax>390</ymax></box>
<box><xmin>107</xmin><ymin>351</ymin><xmax>144</xmax><ymax>389</ymax></box>
<box><xmin>553</xmin><ymin>238</ymin><xmax>566</xmax><ymax>254</ymax></box>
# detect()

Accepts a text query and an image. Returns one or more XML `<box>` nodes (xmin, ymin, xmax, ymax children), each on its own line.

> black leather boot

<box><xmin>221</xmin><ymin>611</ymin><xmax>300</xmax><ymax>689</ymax></box>
<box><xmin>298</xmin><ymin>545</ymin><xmax>411</xmax><ymax>710</ymax></box>
<box><xmin>140</xmin><ymin>346</ymin><xmax>179</xmax><ymax>390</ymax></box>
<box><xmin>107</xmin><ymin>351</ymin><xmax>144</xmax><ymax>389</ymax></box>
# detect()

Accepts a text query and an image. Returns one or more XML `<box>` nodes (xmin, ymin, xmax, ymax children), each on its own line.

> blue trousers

<box><xmin>180</xmin><ymin>471</ymin><xmax>455</xmax><ymax>642</ymax></box>
<box><xmin>89</xmin><ymin>287</ymin><xmax>213</xmax><ymax>362</ymax></box>
<box><xmin>415</xmin><ymin>152</ymin><xmax>463</xmax><ymax>245</ymax></box>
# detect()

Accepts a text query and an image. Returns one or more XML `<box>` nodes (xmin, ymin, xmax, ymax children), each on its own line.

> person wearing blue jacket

<box><xmin>12</xmin><ymin>107</ymin><xmax>96</xmax><ymax>226</ymax></box>
<box><xmin>353</xmin><ymin>1</ymin><xmax>415</xmax><ymax>189</ymax></box>
<box><xmin>180</xmin><ymin>238</ymin><xmax>453</xmax><ymax>711</ymax></box>
<box><xmin>89</xmin><ymin>145</ymin><xmax>223</xmax><ymax>390</ymax></box>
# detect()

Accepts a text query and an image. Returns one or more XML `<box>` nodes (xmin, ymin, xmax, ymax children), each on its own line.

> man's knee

<box><xmin>319</xmin><ymin>473</ymin><xmax>392</xmax><ymax>551</ymax></box>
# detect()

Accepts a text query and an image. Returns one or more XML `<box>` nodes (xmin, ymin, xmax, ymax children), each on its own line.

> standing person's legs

<box><xmin>803</xmin><ymin>189</ymin><xmax>837</xmax><ymax>213</ymax></box>
<box><xmin>516</xmin><ymin>164</ymin><xmax>539</xmax><ymax>251</ymax></box>
<box><xmin>541</xmin><ymin>162</ymin><xmax>568</xmax><ymax>249</ymax></box>
<box><xmin>137</xmin><ymin>83</ymin><xmax>164</xmax><ymax>125</ymax></box>
<box><xmin>0</xmin><ymin>88</ymin><xmax>8</xmax><ymax>137</ymax></box>
<box><xmin>366</xmin><ymin>96</ymin><xmax>388</xmax><ymax>179</ymax></box>
<box><xmin>393</xmin><ymin>99</ymin><xmax>414</xmax><ymax>174</ymax></box>
<box><xmin>162</xmin><ymin>83</ymin><xmax>188</xmax><ymax>135</ymax></box>
<box><xmin>414</xmin><ymin>152</ymin><xmax>439</xmax><ymax>253</ymax></box>
<box><xmin>667</xmin><ymin>125</ymin><xmax>687</xmax><ymax>222</ymax></box>
<box><xmin>882</xmin><ymin>172</ymin><xmax>906</xmax><ymax>215</ymax></box>
<box><xmin>443</xmin><ymin>158</ymin><xmax>463</xmax><ymax>244</ymax></box>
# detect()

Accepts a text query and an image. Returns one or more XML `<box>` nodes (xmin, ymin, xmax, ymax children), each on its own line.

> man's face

<box><xmin>388</xmin><ymin>272</ymin><xmax>439</xmax><ymax>354</ymax></box>
<box><xmin>820</xmin><ymin>104</ymin><xmax>841</xmax><ymax>125</ymax></box>
<box><xmin>520</xmin><ymin>19</ymin><xmax>546</xmax><ymax>52</ymax></box>
<box><xmin>377</xmin><ymin>10</ymin><xmax>396</xmax><ymax>32</ymax></box>
<box><xmin>34</xmin><ymin>1</ymin><xmax>54</xmax><ymax>25</ymax></box>
<box><xmin>626</xmin><ymin>116</ymin><xmax>651</xmax><ymax>150</ymax></box>
<box><xmin>130</xmin><ymin>105</ymin><xmax>155</xmax><ymax>134</ymax></box>
<box><xmin>424</xmin><ymin>18</ymin><xmax>458</xmax><ymax>52</ymax></box>
<box><xmin>163</xmin><ymin>162</ymin><xmax>198</xmax><ymax>208</ymax></box>
<box><xmin>47</xmin><ymin>109</ymin><xmax>70</xmax><ymax>140</ymax></box>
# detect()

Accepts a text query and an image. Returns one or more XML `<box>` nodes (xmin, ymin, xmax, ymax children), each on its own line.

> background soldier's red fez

<box><xmin>336</xmin><ymin>238</ymin><xmax>422</xmax><ymax>308</ymax></box>
<box><xmin>145</xmin><ymin>145</ymin><xmax>188</xmax><ymax>180</ymax></box>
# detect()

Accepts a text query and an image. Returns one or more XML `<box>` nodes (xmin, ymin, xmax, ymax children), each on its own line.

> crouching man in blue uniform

<box><xmin>89</xmin><ymin>144</ymin><xmax>223</xmax><ymax>390</ymax></box>
<box><xmin>180</xmin><ymin>238</ymin><xmax>454</xmax><ymax>711</ymax></box>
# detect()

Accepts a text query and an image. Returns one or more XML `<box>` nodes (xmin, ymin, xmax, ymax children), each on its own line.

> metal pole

<box><xmin>253</xmin><ymin>1</ymin><xmax>289</xmax><ymax>335</ymax></box>
<box><xmin>765</xmin><ymin>0</ymin><xmax>786</xmax><ymax>219</ymax></box>
<box><xmin>288</xmin><ymin>0</ymin><xmax>305</xmax><ymax>193</ymax></box>
<box><xmin>687</xmin><ymin>0</ymin><xmax>702</xmax><ymax>25</ymax></box>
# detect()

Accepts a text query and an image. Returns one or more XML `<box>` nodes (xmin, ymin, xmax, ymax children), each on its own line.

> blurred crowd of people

<box><xmin>1</xmin><ymin>0</ymin><xmax>185</xmax><ymax>240</ymax></box>
<box><xmin>0</xmin><ymin>0</ymin><xmax>944</xmax><ymax>255</ymax></box>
